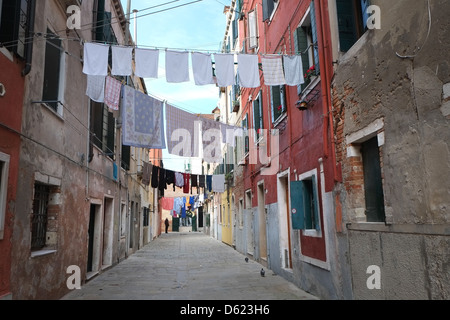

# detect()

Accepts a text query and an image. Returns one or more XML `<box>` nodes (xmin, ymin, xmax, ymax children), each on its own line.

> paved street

<box><xmin>62</xmin><ymin>232</ymin><xmax>318</xmax><ymax>301</ymax></box>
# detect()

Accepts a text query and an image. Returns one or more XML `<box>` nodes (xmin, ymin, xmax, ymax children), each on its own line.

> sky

<box><xmin>120</xmin><ymin>0</ymin><xmax>231</xmax><ymax>173</ymax></box>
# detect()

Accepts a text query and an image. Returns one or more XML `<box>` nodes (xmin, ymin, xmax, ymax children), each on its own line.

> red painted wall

<box><xmin>236</xmin><ymin>0</ymin><xmax>336</xmax><ymax>263</ymax></box>
<box><xmin>0</xmin><ymin>52</ymin><xmax>25</xmax><ymax>298</ymax></box>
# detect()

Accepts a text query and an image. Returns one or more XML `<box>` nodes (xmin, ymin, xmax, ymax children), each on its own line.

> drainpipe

<box><xmin>316</xmin><ymin>0</ymin><xmax>339</xmax><ymax>183</ymax></box>
<box><xmin>22</xmin><ymin>0</ymin><xmax>36</xmax><ymax>76</ymax></box>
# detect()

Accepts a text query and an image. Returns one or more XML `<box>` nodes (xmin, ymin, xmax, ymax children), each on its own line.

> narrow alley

<box><xmin>62</xmin><ymin>232</ymin><xmax>318</xmax><ymax>301</ymax></box>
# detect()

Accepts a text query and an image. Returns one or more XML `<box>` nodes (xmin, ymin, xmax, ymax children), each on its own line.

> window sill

<box><xmin>302</xmin><ymin>229</ymin><xmax>322</xmax><ymax>238</ymax></box>
<box><xmin>31</xmin><ymin>249</ymin><xmax>57</xmax><ymax>258</ymax></box>
<box><xmin>299</xmin><ymin>76</ymin><xmax>321</xmax><ymax>101</ymax></box>
<box><xmin>41</xmin><ymin>103</ymin><xmax>64</xmax><ymax>122</ymax></box>
<box><xmin>273</xmin><ymin>113</ymin><xmax>287</xmax><ymax>127</ymax></box>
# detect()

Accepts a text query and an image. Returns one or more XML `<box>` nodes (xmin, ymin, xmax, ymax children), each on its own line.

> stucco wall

<box><xmin>332</xmin><ymin>0</ymin><xmax>450</xmax><ymax>299</ymax></box>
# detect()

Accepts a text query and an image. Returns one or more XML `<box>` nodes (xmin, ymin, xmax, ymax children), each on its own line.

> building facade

<box><xmin>6</xmin><ymin>0</ymin><xmax>160</xmax><ymax>300</ymax></box>
<box><xmin>331</xmin><ymin>0</ymin><xmax>450</xmax><ymax>299</ymax></box>
<box><xmin>0</xmin><ymin>0</ymin><xmax>35</xmax><ymax>299</ymax></box>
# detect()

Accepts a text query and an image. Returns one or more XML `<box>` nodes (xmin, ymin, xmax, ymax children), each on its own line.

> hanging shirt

<box><xmin>151</xmin><ymin>165</ymin><xmax>159</xmax><ymax>189</ymax></box>
<box><xmin>158</xmin><ymin>168</ymin><xmax>167</xmax><ymax>197</ymax></box>
<box><xmin>175</xmin><ymin>172</ymin><xmax>184</xmax><ymax>188</ymax></box>
<box><xmin>191</xmin><ymin>174</ymin><xmax>198</xmax><ymax>194</ymax></box>
<box><xmin>206</xmin><ymin>175</ymin><xmax>213</xmax><ymax>192</ymax></box>
<box><xmin>165</xmin><ymin>170</ymin><xmax>175</xmax><ymax>191</ymax></box>
<box><xmin>183</xmin><ymin>173</ymin><xmax>190</xmax><ymax>194</ymax></box>
<box><xmin>199</xmin><ymin>175</ymin><xmax>205</xmax><ymax>189</ymax></box>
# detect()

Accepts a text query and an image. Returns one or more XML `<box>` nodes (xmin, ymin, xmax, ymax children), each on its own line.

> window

<box><xmin>0</xmin><ymin>153</ymin><xmax>9</xmax><ymax>240</ymax></box>
<box><xmin>294</xmin><ymin>1</ymin><xmax>320</xmax><ymax>95</ymax></box>
<box><xmin>361</xmin><ymin>137</ymin><xmax>386</xmax><ymax>222</ymax></box>
<box><xmin>0</xmin><ymin>0</ymin><xmax>28</xmax><ymax>58</ymax></box>
<box><xmin>242</xmin><ymin>114</ymin><xmax>249</xmax><ymax>154</ymax></box>
<box><xmin>262</xmin><ymin>0</ymin><xmax>279</xmax><ymax>22</ymax></box>
<box><xmin>253</xmin><ymin>91</ymin><xmax>264</xmax><ymax>140</ymax></box>
<box><xmin>42</xmin><ymin>28</ymin><xmax>64</xmax><ymax>113</ymax></box>
<box><xmin>248</xmin><ymin>9</ymin><xmax>258</xmax><ymax>50</ymax></box>
<box><xmin>245</xmin><ymin>190</ymin><xmax>252</xmax><ymax>209</ymax></box>
<box><xmin>239</xmin><ymin>199</ymin><xmax>244</xmax><ymax>228</ymax></box>
<box><xmin>336</xmin><ymin>0</ymin><xmax>371</xmax><ymax>52</ymax></box>
<box><xmin>143</xmin><ymin>207</ymin><xmax>149</xmax><ymax>227</ymax></box>
<box><xmin>271</xmin><ymin>85</ymin><xmax>287</xmax><ymax>123</ymax></box>
<box><xmin>90</xmin><ymin>101</ymin><xmax>115</xmax><ymax>160</ymax></box>
<box><xmin>31</xmin><ymin>183</ymin><xmax>50</xmax><ymax>250</ymax></box>
<box><xmin>290</xmin><ymin>173</ymin><xmax>320</xmax><ymax>231</ymax></box>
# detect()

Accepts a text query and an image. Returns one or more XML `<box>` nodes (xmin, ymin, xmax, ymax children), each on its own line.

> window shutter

<box><xmin>42</xmin><ymin>29</ymin><xmax>62</xmax><ymax>111</ymax></box>
<box><xmin>290</xmin><ymin>181</ymin><xmax>305</xmax><ymax>230</ymax></box>
<box><xmin>311</xmin><ymin>175</ymin><xmax>320</xmax><ymax>231</ymax></box>
<box><xmin>295</xmin><ymin>27</ymin><xmax>310</xmax><ymax>93</ymax></box>
<box><xmin>262</xmin><ymin>0</ymin><xmax>274</xmax><ymax>22</ymax></box>
<box><xmin>336</xmin><ymin>0</ymin><xmax>358</xmax><ymax>52</ymax></box>
<box><xmin>248</xmin><ymin>10</ymin><xmax>258</xmax><ymax>48</ymax></box>
<box><xmin>253</xmin><ymin>97</ymin><xmax>261</xmax><ymax>133</ymax></box>
<box><xmin>310</xmin><ymin>1</ymin><xmax>320</xmax><ymax>75</ymax></box>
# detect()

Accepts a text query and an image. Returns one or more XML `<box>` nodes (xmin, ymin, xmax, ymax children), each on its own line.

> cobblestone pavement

<box><xmin>62</xmin><ymin>232</ymin><xmax>319</xmax><ymax>301</ymax></box>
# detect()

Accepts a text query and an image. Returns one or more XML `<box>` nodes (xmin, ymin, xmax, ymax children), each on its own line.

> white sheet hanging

<box><xmin>165</xmin><ymin>50</ymin><xmax>190</xmax><ymax>83</ymax></box>
<box><xmin>237</xmin><ymin>54</ymin><xmax>260</xmax><ymax>88</ymax></box>
<box><xmin>111</xmin><ymin>45</ymin><xmax>133</xmax><ymax>76</ymax></box>
<box><xmin>83</xmin><ymin>43</ymin><xmax>109</xmax><ymax>76</ymax></box>
<box><xmin>213</xmin><ymin>53</ymin><xmax>235</xmax><ymax>87</ymax></box>
<box><xmin>86</xmin><ymin>74</ymin><xmax>105</xmax><ymax>102</ymax></box>
<box><xmin>191</xmin><ymin>52</ymin><xmax>215</xmax><ymax>86</ymax></box>
<box><xmin>261</xmin><ymin>55</ymin><xmax>286</xmax><ymax>86</ymax></box>
<box><xmin>135</xmin><ymin>48</ymin><xmax>159</xmax><ymax>78</ymax></box>
<box><xmin>283</xmin><ymin>55</ymin><xmax>305</xmax><ymax>86</ymax></box>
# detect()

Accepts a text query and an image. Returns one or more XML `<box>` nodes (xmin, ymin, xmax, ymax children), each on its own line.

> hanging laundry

<box><xmin>135</xmin><ymin>48</ymin><xmax>159</xmax><ymax>78</ymax></box>
<box><xmin>261</xmin><ymin>55</ymin><xmax>286</xmax><ymax>86</ymax></box>
<box><xmin>201</xmin><ymin>117</ymin><xmax>222</xmax><ymax>163</ymax></box>
<box><xmin>165</xmin><ymin>169</ymin><xmax>176</xmax><ymax>191</ymax></box>
<box><xmin>161</xmin><ymin>197</ymin><xmax>174</xmax><ymax>211</ymax></box>
<box><xmin>158</xmin><ymin>167</ymin><xmax>167</xmax><ymax>197</ymax></box>
<box><xmin>122</xmin><ymin>85</ymin><xmax>166</xmax><ymax>149</ymax></box>
<box><xmin>183</xmin><ymin>173</ymin><xmax>190</xmax><ymax>194</ymax></box>
<box><xmin>111</xmin><ymin>45</ymin><xmax>133</xmax><ymax>76</ymax></box>
<box><xmin>191</xmin><ymin>174</ymin><xmax>198</xmax><ymax>194</ymax></box>
<box><xmin>206</xmin><ymin>175</ymin><xmax>213</xmax><ymax>192</ymax></box>
<box><xmin>141</xmin><ymin>161</ymin><xmax>152</xmax><ymax>186</ymax></box>
<box><xmin>173</xmin><ymin>197</ymin><xmax>184</xmax><ymax>214</ymax></box>
<box><xmin>283</xmin><ymin>55</ymin><xmax>305</xmax><ymax>86</ymax></box>
<box><xmin>104</xmin><ymin>76</ymin><xmax>122</xmax><ymax>111</ymax></box>
<box><xmin>165</xmin><ymin>50</ymin><xmax>190</xmax><ymax>83</ymax></box>
<box><xmin>191</xmin><ymin>52</ymin><xmax>215</xmax><ymax>85</ymax></box>
<box><xmin>166</xmin><ymin>103</ymin><xmax>200</xmax><ymax>157</ymax></box>
<box><xmin>175</xmin><ymin>171</ymin><xmax>184</xmax><ymax>189</ymax></box>
<box><xmin>151</xmin><ymin>165</ymin><xmax>159</xmax><ymax>189</ymax></box>
<box><xmin>220</xmin><ymin>123</ymin><xmax>239</xmax><ymax>146</ymax></box>
<box><xmin>237</xmin><ymin>54</ymin><xmax>260</xmax><ymax>88</ymax></box>
<box><xmin>199</xmin><ymin>175</ymin><xmax>205</xmax><ymax>189</ymax></box>
<box><xmin>189</xmin><ymin>196</ymin><xmax>195</xmax><ymax>208</ymax></box>
<box><xmin>181</xmin><ymin>197</ymin><xmax>187</xmax><ymax>218</ymax></box>
<box><xmin>214</xmin><ymin>53</ymin><xmax>235</xmax><ymax>87</ymax></box>
<box><xmin>86</xmin><ymin>75</ymin><xmax>105</xmax><ymax>102</ymax></box>
<box><xmin>212</xmin><ymin>174</ymin><xmax>226</xmax><ymax>193</ymax></box>
<box><xmin>83</xmin><ymin>43</ymin><xmax>109</xmax><ymax>76</ymax></box>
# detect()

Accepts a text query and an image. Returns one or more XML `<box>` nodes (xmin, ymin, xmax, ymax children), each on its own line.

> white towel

<box><xmin>135</xmin><ymin>48</ymin><xmax>159</xmax><ymax>78</ymax></box>
<box><xmin>111</xmin><ymin>46</ymin><xmax>133</xmax><ymax>76</ymax></box>
<box><xmin>212</xmin><ymin>174</ymin><xmax>226</xmax><ymax>193</ymax></box>
<box><xmin>283</xmin><ymin>55</ymin><xmax>305</xmax><ymax>86</ymax></box>
<box><xmin>214</xmin><ymin>53</ymin><xmax>235</xmax><ymax>87</ymax></box>
<box><xmin>261</xmin><ymin>55</ymin><xmax>286</xmax><ymax>86</ymax></box>
<box><xmin>237</xmin><ymin>54</ymin><xmax>260</xmax><ymax>88</ymax></box>
<box><xmin>165</xmin><ymin>50</ymin><xmax>190</xmax><ymax>83</ymax></box>
<box><xmin>86</xmin><ymin>75</ymin><xmax>105</xmax><ymax>102</ymax></box>
<box><xmin>191</xmin><ymin>52</ymin><xmax>215</xmax><ymax>86</ymax></box>
<box><xmin>83</xmin><ymin>43</ymin><xmax>109</xmax><ymax>76</ymax></box>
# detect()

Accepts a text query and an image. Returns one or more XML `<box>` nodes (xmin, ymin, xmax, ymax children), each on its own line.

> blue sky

<box><xmin>120</xmin><ymin>0</ymin><xmax>231</xmax><ymax>172</ymax></box>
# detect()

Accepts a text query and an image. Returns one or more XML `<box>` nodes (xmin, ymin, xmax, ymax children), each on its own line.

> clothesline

<box><xmin>83</xmin><ymin>42</ymin><xmax>306</xmax><ymax>88</ymax></box>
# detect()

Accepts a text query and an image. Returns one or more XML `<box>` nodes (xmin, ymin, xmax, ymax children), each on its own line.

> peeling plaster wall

<box><xmin>332</xmin><ymin>0</ymin><xmax>450</xmax><ymax>299</ymax></box>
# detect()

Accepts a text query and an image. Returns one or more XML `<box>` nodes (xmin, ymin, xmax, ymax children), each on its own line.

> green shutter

<box><xmin>271</xmin><ymin>86</ymin><xmax>281</xmax><ymax>122</ymax></box>
<box><xmin>310</xmin><ymin>1</ymin><xmax>320</xmax><ymax>75</ymax></box>
<box><xmin>295</xmin><ymin>27</ymin><xmax>310</xmax><ymax>92</ymax></box>
<box><xmin>336</xmin><ymin>0</ymin><xmax>358</xmax><ymax>52</ymax></box>
<box><xmin>290</xmin><ymin>181</ymin><xmax>305</xmax><ymax>230</ymax></box>
<box><xmin>253</xmin><ymin>97</ymin><xmax>260</xmax><ymax>132</ymax></box>
<box><xmin>262</xmin><ymin>0</ymin><xmax>274</xmax><ymax>21</ymax></box>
